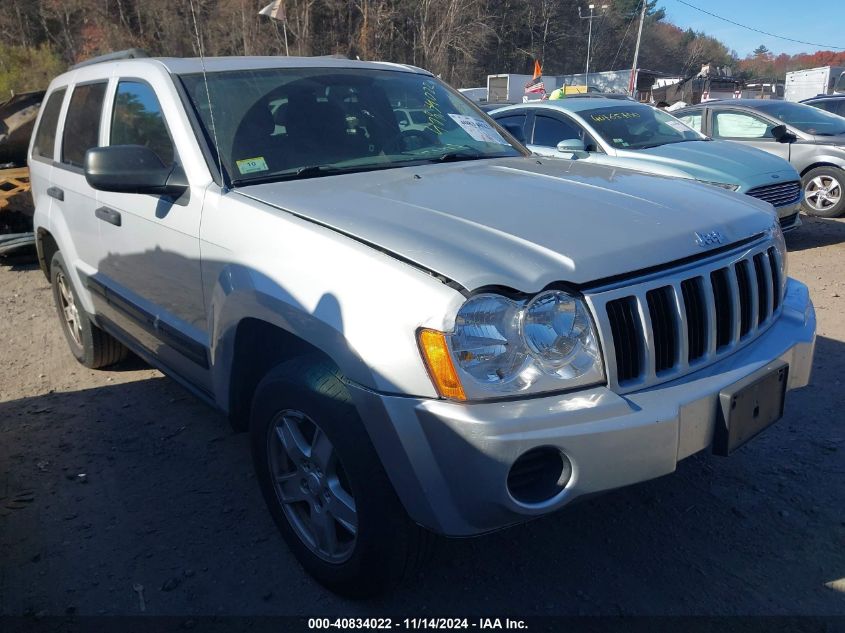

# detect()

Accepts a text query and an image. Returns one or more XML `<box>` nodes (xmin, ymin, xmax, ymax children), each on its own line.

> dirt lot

<box><xmin>1</xmin><ymin>217</ymin><xmax>844</xmax><ymax>618</ymax></box>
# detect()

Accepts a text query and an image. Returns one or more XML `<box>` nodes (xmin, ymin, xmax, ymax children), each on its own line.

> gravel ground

<box><xmin>0</xmin><ymin>216</ymin><xmax>844</xmax><ymax>618</ymax></box>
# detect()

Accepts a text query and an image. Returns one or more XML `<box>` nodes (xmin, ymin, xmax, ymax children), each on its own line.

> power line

<box><xmin>609</xmin><ymin>2</ymin><xmax>640</xmax><ymax>70</ymax></box>
<box><xmin>673</xmin><ymin>0</ymin><xmax>844</xmax><ymax>51</ymax></box>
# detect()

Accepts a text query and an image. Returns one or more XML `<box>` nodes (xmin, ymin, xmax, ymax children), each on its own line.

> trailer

<box><xmin>785</xmin><ymin>66</ymin><xmax>845</xmax><ymax>102</ymax></box>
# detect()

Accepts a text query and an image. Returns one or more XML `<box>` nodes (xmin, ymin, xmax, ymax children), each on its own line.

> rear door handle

<box><xmin>47</xmin><ymin>186</ymin><xmax>64</xmax><ymax>201</ymax></box>
<box><xmin>95</xmin><ymin>206</ymin><xmax>122</xmax><ymax>227</ymax></box>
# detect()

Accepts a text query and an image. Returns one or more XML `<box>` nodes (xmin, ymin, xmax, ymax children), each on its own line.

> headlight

<box><xmin>522</xmin><ymin>291</ymin><xmax>601</xmax><ymax>380</ymax></box>
<box><xmin>450</xmin><ymin>294</ymin><xmax>529</xmax><ymax>386</ymax></box>
<box><xmin>419</xmin><ymin>290</ymin><xmax>605</xmax><ymax>400</ymax></box>
<box><xmin>698</xmin><ymin>180</ymin><xmax>740</xmax><ymax>191</ymax></box>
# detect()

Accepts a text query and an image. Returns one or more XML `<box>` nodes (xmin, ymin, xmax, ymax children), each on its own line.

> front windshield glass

<box><xmin>180</xmin><ymin>67</ymin><xmax>522</xmax><ymax>185</ymax></box>
<box><xmin>581</xmin><ymin>104</ymin><xmax>703</xmax><ymax>149</ymax></box>
<box><xmin>752</xmin><ymin>101</ymin><xmax>845</xmax><ymax>136</ymax></box>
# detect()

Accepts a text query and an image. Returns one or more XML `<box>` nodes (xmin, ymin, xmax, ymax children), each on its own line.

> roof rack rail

<box><xmin>71</xmin><ymin>49</ymin><xmax>149</xmax><ymax>70</ymax></box>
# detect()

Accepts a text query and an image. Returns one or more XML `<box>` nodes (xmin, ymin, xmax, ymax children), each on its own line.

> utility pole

<box><xmin>579</xmin><ymin>4</ymin><xmax>608</xmax><ymax>87</ymax></box>
<box><xmin>629</xmin><ymin>0</ymin><xmax>647</xmax><ymax>96</ymax></box>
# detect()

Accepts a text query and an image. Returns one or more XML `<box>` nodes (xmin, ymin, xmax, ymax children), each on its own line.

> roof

<box><xmin>496</xmin><ymin>97</ymin><xmax>651</xmax><ymax>114</ymax></box>
<box><xmin>687</xmin><ymin>99</ymin><xmax>823</xmax><ymax>109</ymax></box>
<box><xmin>72</xmin><ymin>55</ymin><xmax>430</xmax><ymax>76</ymax></box>
<box><xmin>801</xmin><ymin>94</ymin><xmax>845</xmax><ymax>102</ymax></box>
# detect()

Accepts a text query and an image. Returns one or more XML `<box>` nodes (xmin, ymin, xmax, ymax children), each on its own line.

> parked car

<box><xmin>490</xmin><ymin>99</ymin><xmax>804</xmax><ymax>231</ymax></box>
<box><xmin>393</xmin><ymin>107</ymin><xmax>429</xmax><ymax>131</ymax></box>
<box><xmin>559</xmin><ymin>92</ymin><xmax>635</xmax><ymax>101</ymax></box>
<box><xmin>800</xmin><ymin>94</ymin><xmax>845</xmax><ymax>118</ymax></box>
<box><xmin>674</xmin><ymin>99</ymin><xmax>845</xmax><ymax>217</ymax></box>
<box><xmin>30</xmin><ymin>54</ymin><xmax>815</xmax><ymax>597</ymax></box>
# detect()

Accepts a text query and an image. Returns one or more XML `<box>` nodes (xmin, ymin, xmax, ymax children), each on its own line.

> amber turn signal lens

<box><xmin>417</xmin><ymin>328</ymin><xmax>466</xmax><ymax>401</ymax></box>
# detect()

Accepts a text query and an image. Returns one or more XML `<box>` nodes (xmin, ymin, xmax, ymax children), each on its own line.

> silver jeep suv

<box><xmin>29</xmin><ymin>54</ymin><xmax>816</xmax><ymax>597</ymax></box>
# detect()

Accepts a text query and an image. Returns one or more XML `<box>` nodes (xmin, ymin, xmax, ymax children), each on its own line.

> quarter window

<box><xmin>32</xmin><ymin>88</ymin><xmax>66</xmax><ymax>160</ymax></box>
<box><xmin>61</xmin><ymin>82</ymin><xmax>107</xmax><ymax>168</ymax></box>
<box><xmin>712</xmin><ymin>111</ymin><xmax>773</xmax><ymax>139</ymax></box>
<box><xmin>676</xmin><ymin>112</ymin><xmax>703</xmax><ymax>132</ymax></box>
<box><xmin>110</xmin><ymin>81</ymin><xmax>175</xmax><ymax>166</ymax></box>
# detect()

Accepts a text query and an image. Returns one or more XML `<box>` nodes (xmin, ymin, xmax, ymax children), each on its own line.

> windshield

<box><xmin>179</xmin><ymin>67</ymin><xmax>522</xmax><ymax>185</ymax></box>
<box><xmin>752</xmin><ymin>101</ymin><xmax>845</xmax><ymax>136</ymax></box>
<box><xmin>581</xmin><ymin>104</ymin><xmax>703</xmax><ymax>149</ymax></box>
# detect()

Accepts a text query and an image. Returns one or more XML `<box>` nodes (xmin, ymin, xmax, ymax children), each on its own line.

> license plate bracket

<box><xmin>713</xmin><ymin>361</ymin><xmax>789</xmax><ymax>456</ymax></box>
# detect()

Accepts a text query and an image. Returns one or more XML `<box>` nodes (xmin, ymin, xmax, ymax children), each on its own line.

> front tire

<box><xmin>250</xmin><ymin>356</ymin><xmax>428</xmax><ymax>598</ymax></box>
<box><xmin>50</xmin><ymin>251</ymin><xmax>128</xmax><ymax>368</ymax></box>
<box><xmin>802</xmin><ymin>166</ymin><xmax>845</xmax><ymax>217</ymax></box>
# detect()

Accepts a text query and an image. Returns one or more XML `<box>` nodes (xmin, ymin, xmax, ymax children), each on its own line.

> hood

<box><xmin>617</xmin><ymin>140</ymin><xmax>798</xmax><ymax>190</ymax></box>
<box><xmin>809</xmin><ymin>133</ymin><xmax>845</xmax><ymax>147</ymax></box>
<box><xmin>236</xmin><ymin>157</ymin><xmax>777</xmax><ymax>293</ymax></box>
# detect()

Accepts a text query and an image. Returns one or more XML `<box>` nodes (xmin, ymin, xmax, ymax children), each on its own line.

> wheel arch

<box><xmin>35</xmin><ymin>227</ymin><xmax>59</xmax><ymax>281</ymax></box>
<box><xmin>799</xmin><ymin>161</ymin><xmax>845</xmax><ymax>178</ymax></box>
<box><xmin>224</xmin><ymin>317</ymin><xmax>348</xmax><ymax>431</ymax></box>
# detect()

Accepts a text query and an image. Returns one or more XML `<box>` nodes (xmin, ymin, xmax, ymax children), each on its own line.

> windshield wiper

<box><xmin>231</xmin><ymin>164</ymin><xmax>356</xmax><ymax>187</ymax></box>
<box><xmin>434</xmin><ymin>151</ymin><xmax>493</xmax><ymax>163</ymax></box>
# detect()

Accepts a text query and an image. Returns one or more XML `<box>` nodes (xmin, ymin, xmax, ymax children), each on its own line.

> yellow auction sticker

<box><xmin>236</xmin><ymin>157</ymin><xmax>269</xmax><ymax>174</ymax></box>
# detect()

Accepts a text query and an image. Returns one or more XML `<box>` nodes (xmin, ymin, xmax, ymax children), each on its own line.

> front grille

<box><xmin>746</xmin><ymin>181</ymin><xmax>801</xmax><ymax>208</ymax></box>
<box><xmin>598</xmin><ymin>242</ymin><xmax>783</xmax><ymax>388</ymax></box>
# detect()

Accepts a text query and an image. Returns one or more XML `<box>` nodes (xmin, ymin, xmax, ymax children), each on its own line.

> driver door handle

<box><xmin>47</xmin><ymin>186</ymin><xmax>64</xmax><ymax>201</ymax></box>
<box><xmin>95</xmin><ymin>206</ymin><xmax>122</xmax><ymax>227</ymax></box>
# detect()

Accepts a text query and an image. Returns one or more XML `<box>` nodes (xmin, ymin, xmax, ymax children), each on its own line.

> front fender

<box><xmin>208</xmin><ymin>263</ymin><xmax>378</xmax><ymax>412</ymax></box>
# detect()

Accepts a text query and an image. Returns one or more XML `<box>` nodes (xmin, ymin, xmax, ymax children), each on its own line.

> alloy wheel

<box><xmin>56</xmin><ymin>271</ymin><xmax>83</xmax><ymax>347</ymax></box>
<box><xmin>267</xmin><ymin>409</ymin><xmax>358</xmax><ymax>563</ymax></box>
<box><xmin>805</xmin><ymin>174</ymin><xmax>842</xmax><ymax>212</ymax></box>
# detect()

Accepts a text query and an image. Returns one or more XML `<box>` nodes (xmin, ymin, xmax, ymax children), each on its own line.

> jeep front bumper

<box><xmin>349</xmin><ymin>279</ymin><xmax>815</xmax><ymax>536</ymax></box>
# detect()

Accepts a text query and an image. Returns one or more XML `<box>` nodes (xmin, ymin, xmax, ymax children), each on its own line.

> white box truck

<box><xmin>784</xmin><ymin>66</ymin><xmax>845</xmax><ymax>102</ymax></box>
<box><xmin>486</xmin><ymin>74</ymin><xmax>537</xmax><ymax>104</ymax></box>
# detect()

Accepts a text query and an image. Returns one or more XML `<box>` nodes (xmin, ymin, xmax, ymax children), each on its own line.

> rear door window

<box><xmin>32</xmin><ymin>88</ymin><xmax>66</xmax><ymax>160</ymax></box>
<box><xmin>110</xmin><ymin>80</ymin><xmax>175</xmax><ymax>166</ymax></box>
<box><xmin>61</xmin><ymin>82</ymin><xmax>108</xmax><ymax>168</ymax></box>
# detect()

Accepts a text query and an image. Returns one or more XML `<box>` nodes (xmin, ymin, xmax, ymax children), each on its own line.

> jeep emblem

<box><xmin>695</xmin><ymin>230</ymin><xmax>725</xmax><ymax>248</ymax></box>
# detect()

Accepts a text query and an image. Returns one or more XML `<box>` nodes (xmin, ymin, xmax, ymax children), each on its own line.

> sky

<box><xmin>661</xmin><ymin>0</ymin><xmax>845</xmax><ymax>58</ymax></box>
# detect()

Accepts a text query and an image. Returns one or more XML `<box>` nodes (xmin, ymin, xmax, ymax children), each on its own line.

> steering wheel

<box><xmin>383</xmin><ymin>128</ymin><xmax>440</xmax><ymax>153</ymax></box>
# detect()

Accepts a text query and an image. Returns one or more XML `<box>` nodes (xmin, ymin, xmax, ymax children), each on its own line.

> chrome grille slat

<box><xmin>726</xmin><ymin>266</ymin><xmax>742</xmax><ymax>347</ymax></box>
<box><xmin>591</xmin><ymin>240</ymin><xmax>783</xmax><ymax>391</ymax></box>
<box><xmin>670</xmin><ymin>283</ymin><xmax>690</xmax><ymax>373</ymax></box>
<box><xmin>768</xmin><ymin>248</ymin><xmax>781</xmax><ymax>311</ymax></box>
<box><xmin>636</xmin><ymin>295</ymin><xmax>657</xmax><ymax>381</ymax></box>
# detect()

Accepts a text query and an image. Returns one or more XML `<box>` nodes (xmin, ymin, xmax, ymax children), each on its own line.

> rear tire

<box><xmin>801</xmin><ymin>166</ymin><xmax>845</xmax><ymax>218</ymax></box>
<box><xmin>50</xmin><ymin>251</ymin><xmax>128</xmax><ymax>369</ymax></box>
<box><xmin>250</xmin><ymin>355</ymin><xmax>429</xmax><ymax>598</ymax></box>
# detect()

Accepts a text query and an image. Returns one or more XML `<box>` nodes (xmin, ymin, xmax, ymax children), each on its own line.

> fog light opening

<box><xmin>507</xmin><ymin>447</ymin><xmax>572</xmax><ymax>505</ymax></box>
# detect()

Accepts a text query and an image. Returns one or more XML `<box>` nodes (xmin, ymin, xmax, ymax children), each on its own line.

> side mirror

<box><xmin>501</xmin><ymin>122</ymin><xmax>526</xmax><ymax>144</ymax></box>
<box><xmin>556</xmin><ymin>138</ymin><xmax>589</xmax><ymax>158</ymax></box>
<box><xmin>771</xmin><ymin>124</ymin><xmax>796</xmax><ymax>143</ymax></box>
<box><xmin>84</xmin><ymin>145</ymin><xmax>188</xmax><ymax>197</ymax></box>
